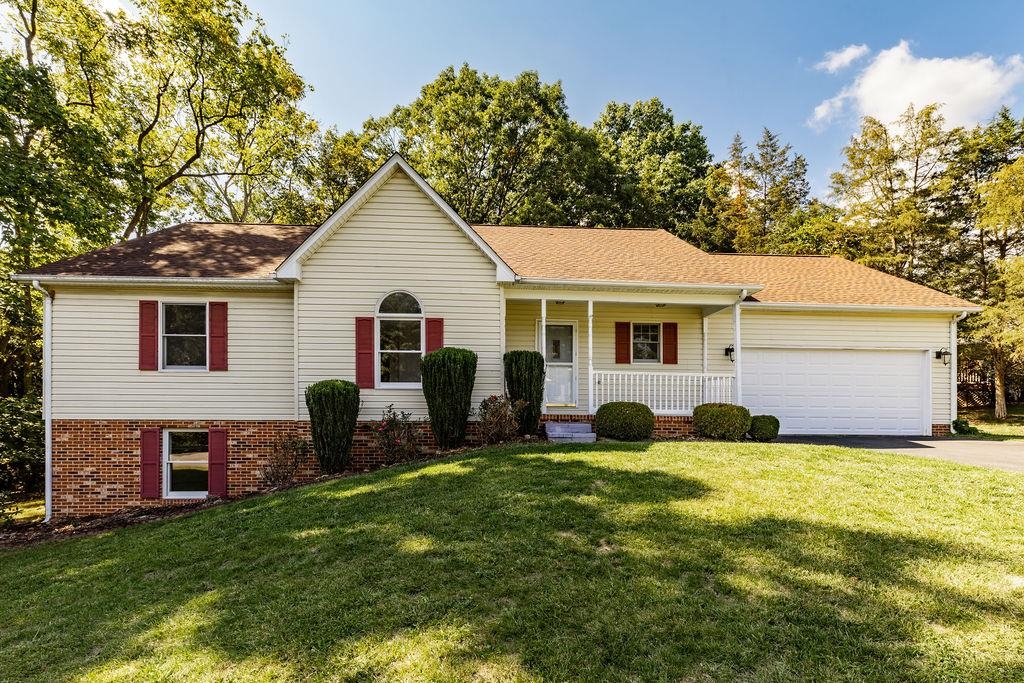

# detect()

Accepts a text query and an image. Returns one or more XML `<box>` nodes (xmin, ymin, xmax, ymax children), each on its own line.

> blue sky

<box><xmin>247</xmin><ymin>0</ymin><xmax>1024</xmax><ymax>195</ymax></box>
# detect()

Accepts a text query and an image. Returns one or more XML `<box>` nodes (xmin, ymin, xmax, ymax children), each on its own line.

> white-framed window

<box><xmin>163</xmin><ymin>429</ymin><xmax>209</xmax><ymax>499</ymax></box>
<box><xmin>376</xmin><ymin>291</ymin><xmax>423</xmax><ymax>387</ymax></box>
<box><xmin>631</xmin><ymin>322</ymin><xmax>662</xmax><ymax>363</ymax></box>
<box><xmin>161</xmin><ymin>302</ymin><xmax>208</xmax><ymax>370</ymax></box>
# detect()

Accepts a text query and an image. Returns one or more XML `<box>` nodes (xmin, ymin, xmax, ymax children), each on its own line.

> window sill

<box><xmin>376</xmin><ymin>382</ymin><xmax>423</xmax><ymax>390</ymax></box>
<box><xmin>164</xmin><ymin>492</ymin><xmax>208</xmax><ymax>500</ymax></box>
<box><xmin>159</xmin><ymin>367</ymin><xmax>210</xmax><ymax>373</ymax></box>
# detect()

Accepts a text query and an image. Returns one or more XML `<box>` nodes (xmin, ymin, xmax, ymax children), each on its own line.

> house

<box><xmin>14</xmin><ymin>155</ymin><xmax>980</xmax><ymax>519</ymax></box>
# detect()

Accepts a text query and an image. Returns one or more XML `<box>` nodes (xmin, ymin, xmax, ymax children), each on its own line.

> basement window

<box><xmin>163</xmin><ymin>430</ymin><xmax>208</xmax><ymax>498</ymax></box>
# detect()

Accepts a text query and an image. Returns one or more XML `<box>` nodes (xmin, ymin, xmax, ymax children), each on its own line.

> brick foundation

<box><xmin>50</xmin><ymin>419</ymin><xmax>467</xmax><ymax>518</ymax></box>
<box><xmin>931</xmin><ymin>423</ymin><xmax>951</xmax><ymax>437</ymax></box>
<box><xmin>541</xmin><ymin>414</ymin><xmax>693</xmax><ymax>438</ymax></box>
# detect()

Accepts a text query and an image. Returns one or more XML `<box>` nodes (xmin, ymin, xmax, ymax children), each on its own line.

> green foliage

<box><xmin>258</xmin><ymin>436</ymin><xmax>311</xmax><ymax>488</ymax></box>
<box><xmin>304</xmin><ymin>380</ymin><xmax>359</xmax><ymax>473</ymax></box>
<box><xmin>0</xmin><ymin>395</ymin><xmax>44</xmax><ymax>495</ymax></box>
<box><xmin>421</xmin><ymin>347</ymin><xmax>478</xmax><ymax>449</ymax></box>
<box><xmin>370</xmin><ymin>405</ymin><xmax>421</xmax><ymax>464</ymax></box>
<box><xmin>693</xmin><ymin>403</ymin><xmax>752</xmax><ymax>441</ymax></box>
<box><xmin>951</xmin><ymin>417</ymin><xmax>979</xmax><ymax>435</ymax></box>
<box><xmin>594</xmin><ymin>402</ymin><xmax>655</xmax><ymax>441</ymax></box>
<box><xmin>503</xmin><ymin>350</ymin><xmax>545</xmax><ymax>435</ymax></box>
<box><xmin>477</xmin><ymin>395</ymin><xmax>524</xmax><ymax>445</ymax></box>
<box><xmin>748</xmin><ymin>415</ymin><xmax>781</xmax><ymax>442</ymax></box>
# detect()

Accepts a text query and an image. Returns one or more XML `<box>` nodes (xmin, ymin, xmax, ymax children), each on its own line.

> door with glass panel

<box><xmin>538</xmin><ymin>322</ymin><xmax>577</xmax><ymax>407</ymax></box>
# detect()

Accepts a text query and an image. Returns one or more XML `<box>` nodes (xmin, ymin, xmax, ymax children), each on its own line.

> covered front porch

<box><xmin>501</xmin><ymin>286</ymin><xmax>747</xmax><ymax>416</ymax></box>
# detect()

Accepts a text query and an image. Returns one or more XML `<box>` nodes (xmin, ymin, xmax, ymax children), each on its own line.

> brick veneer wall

<box><xmin>931</xmin><ymin>423</ymin><xmax>951</xmax><ymax>437</ymax></box>
<box><xmin>50</xmin><ymin>419</ymin><xmax>462</xmax><ymax>518</ymax></box>
<box><xmin>541</xmin><ymin>414</ymin><xmax>693</xmax><ymax>438</ymax></box>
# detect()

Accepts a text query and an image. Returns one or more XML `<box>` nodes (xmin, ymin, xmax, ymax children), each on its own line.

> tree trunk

<box><xmin>993</xmin><ymin>351</ymin><xmax>1008</xmax><ymax>420</ymax></box>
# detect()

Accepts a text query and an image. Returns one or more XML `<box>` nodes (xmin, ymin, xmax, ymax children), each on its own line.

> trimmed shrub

<box><xmin>692</xmin><ymin>403</ymin><xmax>752</xmax><ymax>441</ymax></box>
<box><xmin>370</xmin><ymin>404</ymin><xmax>421</xmax><ymax>464</ymax></box>
<box><xmin>478</xmin><ymin>395</ymin><xmax>525</xmax><ymax>445</ymax></box>
<box><xmin>422</xmin><ymin>347</ymin><xmax>478</xmax><ymax>449</ymax></box>
<box><xmin>503</xmin><ymin>350</ymin><xmax>545</xmax><ymax>435</ymax></box>
<box><xmin>748</xmin><ymin>415</ymin><xmax>780</xmax><ymax>442</ymax></box>
<box><xmin>594</xmin><ymin>402</ymin><xmax>655</xmax><ymax>441</ymax></box>
<box><xmin>304</xmin><ymin>380</ymin><xmax>360</xmax><ymax>473</ymax></box>
<box><xmin>951</xmin><ymin>417</ymin><xmax>979</xmax><ymax>435</ymax></box>
<box><xmin>258</xmin><ymin>437</ymin><xmax>311</xmax><ymax>488</ymax></box>
<box><xmin>0</xmin><ymin>396</ymin><xmax>44</xmax><ymax>496</ymax></box>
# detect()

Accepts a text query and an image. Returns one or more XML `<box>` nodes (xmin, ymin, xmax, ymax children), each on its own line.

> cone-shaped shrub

<box><xmin>422</xmin><ymin>347</ymin><xmax>478</xmax><ymax>449</ymax></box>
<box><xmin>503</xmin><ymin>350</ymin><xmax>545</xmax><ymax>435</ymax></box>
<box><xmin>304</xmin><ymin>379</ymin><xmax>360</xmax><ymax>473</ymax></box>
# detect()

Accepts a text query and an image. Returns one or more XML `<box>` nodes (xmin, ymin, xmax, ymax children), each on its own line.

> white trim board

<box><xmin>275</xmin><ymin>154</ymin><xmax>516</xmax><ymax>283</ymax></box>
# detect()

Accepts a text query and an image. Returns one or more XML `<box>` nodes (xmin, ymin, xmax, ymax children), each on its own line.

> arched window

<box><xmin>377</xmin><ymin>291</ymin><xmax>423</xmax><ymax>385</ymax></box>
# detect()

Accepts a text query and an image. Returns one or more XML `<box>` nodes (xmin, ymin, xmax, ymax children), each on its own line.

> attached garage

<box><xmin>742</xmin><ymin>348</ymin><xmax>931</xmax><ymax>436</ymax></box>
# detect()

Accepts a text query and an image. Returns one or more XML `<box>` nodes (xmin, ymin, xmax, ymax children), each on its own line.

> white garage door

<box><xmin>742</xmin><ymin>348</ymin><xmax>929</xmax><ymax>435</ymax></box>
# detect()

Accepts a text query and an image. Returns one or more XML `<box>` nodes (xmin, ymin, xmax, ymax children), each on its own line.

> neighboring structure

<box><xmin>14</xmin><ymin>155</ymin><xmax>980</xmax><ymax>519</ymax></box>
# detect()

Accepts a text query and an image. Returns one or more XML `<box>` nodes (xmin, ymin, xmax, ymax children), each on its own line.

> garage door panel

<box><xmin>742</xmin><ymin>349</ymin><xmax>927</xmax><ymax>435</ymax></box>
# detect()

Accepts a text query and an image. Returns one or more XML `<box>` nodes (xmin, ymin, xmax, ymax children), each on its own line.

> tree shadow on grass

<box><xmin>1</xmin><ymin>444</ymin><xmax>1021</xmax><ymax>681</ymax></box>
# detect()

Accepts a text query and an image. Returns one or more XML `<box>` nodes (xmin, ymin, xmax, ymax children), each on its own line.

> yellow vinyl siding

<box><xmin>297</xmin><ymin>168</ymin><xmax>502</xmax><ymax>420</ymax></box>
<box><xmin>707</xmin><ymin>308</ymin><xmax>953</xmax><ymax>423</ymax></box>
<box><xmin>51</xmin><ymin>286</ymin><xmax>294</xmax><ymax>419</ymax></box>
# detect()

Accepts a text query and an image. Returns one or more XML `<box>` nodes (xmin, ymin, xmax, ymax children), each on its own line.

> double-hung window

<box><xmin>162</xmin><ymin>303</ymin><xmax>208</xmax><ymax>369</ymax></box>
<box><xmin>164</xmin><ymin>429</ymin><xmax>209</xmax><ymax>498</ymax></box>
<box><xmin>631</xmin><ymin>323</ymin><xmax>661</xmax><ymax>363</ymax></box>
<box><xmin>377</xmin><ymin>291</ymin><xmax>423</xmax><ymax>386</ymax></box>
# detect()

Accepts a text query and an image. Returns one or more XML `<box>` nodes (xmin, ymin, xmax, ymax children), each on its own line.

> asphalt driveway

<box><xmin>779</xmin><ymin>435</ymin><xmax>1024</xmax><ymax>473</ymax></box>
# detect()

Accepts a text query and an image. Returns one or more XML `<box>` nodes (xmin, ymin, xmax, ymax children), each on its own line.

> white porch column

<box><xmin>733</xmin><ymin>302</ymin><xmax>742</xmax><ymax>405</ymax></box>
<box><xmin>587</xmin><ymin>299</ymin><xmax>594</xmax><ymax>414</ymax></box>
<box><xmin>701</xmin><ymin>315</ymin><xmax>709</xmax><ymax>404</ymax></box>
<box><xmin>540</xmin><ymin>298</ymin><xmax>547</xmax><ymax>414</ymax></box>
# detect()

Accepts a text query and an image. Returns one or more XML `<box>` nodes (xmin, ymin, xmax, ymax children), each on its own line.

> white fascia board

<box><xmin>513</xmin><ymin>277</ymin><xmax>764</xmax><ymax>293</ymax></box>
<box><xmin>11</xmin><ymin>274</ymin><xmax>289</xmax><ymax>290</ymax></box>
<box><xmin>740</xmin><ymin>301</ymin><xmax>982</xmax><ymax>314</ymax></box>
<box><xmin>273</xmin><ymin>154</ymin><xmax>517</xmax><ymax>283</ymax></box>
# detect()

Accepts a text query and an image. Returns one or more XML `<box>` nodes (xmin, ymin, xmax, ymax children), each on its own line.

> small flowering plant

<box><xmin>370</xmin><ymin>404</ymin><xmax>421</xmax><ymax>464</ymax></box>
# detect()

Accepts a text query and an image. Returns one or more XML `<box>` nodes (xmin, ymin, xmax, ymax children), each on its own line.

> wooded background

<box><xmin>2</xmin><ymin>0</ymin><xmax>1024</xmax><ymax>415</ymax></box>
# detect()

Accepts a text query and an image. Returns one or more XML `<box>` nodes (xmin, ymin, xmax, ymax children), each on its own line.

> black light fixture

<box><xmin>724</xmin><ymin>344</ymin><xmax>736</xmax><ymax>362</ymax></box>
<box><xmin>935</xmin><ymin>348</ymin><xmax>951</xmax><ymax>365</ymax></box>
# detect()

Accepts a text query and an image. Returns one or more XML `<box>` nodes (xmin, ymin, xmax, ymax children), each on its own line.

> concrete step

<box><xmin>544</xmin><ymin>422</ymin><xmax>597</xmax><ymax>443</ymax></box>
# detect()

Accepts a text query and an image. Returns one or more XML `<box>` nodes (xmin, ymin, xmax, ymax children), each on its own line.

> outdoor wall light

<box><xmin>725</xmin><ymin>344</ymin><xmax>736</xmax><ymax>362</ymax></box>
<box><xmin>935</xmin><ymin>348</ymin><xmax>951</xmax><ymax>365</ymax></box>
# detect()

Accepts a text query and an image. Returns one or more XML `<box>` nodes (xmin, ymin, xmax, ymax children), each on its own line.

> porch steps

<box><xmin>544</xmin><ymin>422</ymin><xmax>597</xmax><ymax>443</ymax></box>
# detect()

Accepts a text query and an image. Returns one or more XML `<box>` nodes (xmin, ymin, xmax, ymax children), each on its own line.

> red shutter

<box><xmin>139</xmin><ymin>300</ymin><xmax>158</xmax><ymax>371</ymax></box>
<box><xmin>140</xmin><ymin>428</ymin><xmax>160</xmax><ymax>499</ymax></box>
<box><xmin>355</xmin><ymin>317</ymin><xmax>375</xmax><ymax>389</ymax></box>
<box><xmin>425</xmin><ymin>318</ymin><xmax>444</xmax><ymax>353</ymax></box>
<box><xmin>208</xmin><ymin>428</ymin><xmax>227</xmax><ymax>497</ymax></box>
<box><xmin>662</xmin><ymin>322</ymin><xmax>678</xmax><ymax>365</ymax></box>
<box><xmin>208</xmin><ymin>302</ymin><xmax>228</xmax><ymax>371</ymax></box>
<box><xmin>615</xmin><ymin>322</ymin><xmax>631</xmax><ymax>364</ymax></box>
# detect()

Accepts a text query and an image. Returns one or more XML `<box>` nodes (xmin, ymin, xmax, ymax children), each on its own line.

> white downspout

<box><xmin>31</xmin><ymin>280</ymin><xmax>52</xmax><ymax>522</ymax></box>
<box><xmin>587</xmin><ymin>299</ymin><xmax>594</xmax><ymax>414</ymax></box>
<box><xmin>951</xmin><ymin>311</ymin><xmax>967</xmax><ymax>431</ymax></box>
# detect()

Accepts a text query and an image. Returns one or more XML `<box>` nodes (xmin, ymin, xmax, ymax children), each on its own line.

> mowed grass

<box><xmin>2</xmin><ymin>442</ymin><xmax>1023</xmax><ymax>682</ymax></box>
<box><xmin>962</xmin><ymin>406</ymin><xmax>1024</xmax><ymax>440</ymax></box>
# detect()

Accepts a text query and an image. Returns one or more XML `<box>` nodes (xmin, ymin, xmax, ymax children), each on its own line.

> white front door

<box><xmin>742</xmin><ymin>348</ymin><xmax>930</xmax><ymax>435</ymax></box>
<box><xmin>539</xmin><ymin>322</ymin><xmax>577</xmax><ymax>407</ymax></box>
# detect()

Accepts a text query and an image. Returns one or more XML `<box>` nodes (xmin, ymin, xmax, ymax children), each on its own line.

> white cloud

<box><xmin>815</xmin><ymin>44</ymin><xmax>870</xmax><ymax>73</ymax></box>
<box><xmin>809</xmin><ymin>41</ymin><xmax>1024</xmax><ymax>129</ymax></box>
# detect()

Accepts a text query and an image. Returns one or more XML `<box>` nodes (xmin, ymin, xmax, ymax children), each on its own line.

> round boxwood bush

<box><xmin>594</xmin><ymin>401</ymin><xmax>655</xmax><ymax>441</ymax></box>
<box><xmin>304</xmin><ymin>379</ymin><xmax>360</xmax><ymax>473</ymax></box>
<box><xmin>503</xmin><ymin>350</ymin><xmax>545</xmax><ymax>435</ymax></box>
<box><xmin>748</xmin><ymin>414</ymin><xmax>780</xmax><ymax>442</ymax></box>
<box><xmin>692</xmin><ymin>403</ymin><xmax>752</xmax><ymax>441</ymax></box>
<box><xmin>422</xmin><ymin>347</ymin><xmax>478</xmax><ymax>449</ymax></box>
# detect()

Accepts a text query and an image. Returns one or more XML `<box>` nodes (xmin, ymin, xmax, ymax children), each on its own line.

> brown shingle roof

<box><xmin>17</xmin><ymin>220</ymin><xmax>978</xmax><ymax>310</ymax></box>
<box><xmin>709</xmin><ymin>253</ymin><xmax>978</xmax><ymax>309</ymax></box>
<box><xmin>20</xmin><ymin>222</ymin><xmax>315</xmax><ymax>279</ymax></box>
<box><xmin>472</xmin><ymin>225</ymin><xmax>755</xmax><ymax>286</ymax></box>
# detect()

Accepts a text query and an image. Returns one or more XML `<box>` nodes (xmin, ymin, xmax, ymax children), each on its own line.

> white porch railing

<box><xmin>593</xmin><ymin>371</ymin><xmax>735</xmax><ymax>415</ymax></box>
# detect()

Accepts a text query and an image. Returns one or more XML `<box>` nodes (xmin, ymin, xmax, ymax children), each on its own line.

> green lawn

<box><xmin>962</xmin><ymin>406</ymin><xmax>1024</xmax><ymax>440</ymax></box>
<box><xmin>2</xmin><ymin>442</ymin><xmax>1023</xmax><ymax>682</ymax></box>
<box><xmin>10</xmin><ymin>497</ymin><xmax>44</xmax><ymax>522</ymax></box>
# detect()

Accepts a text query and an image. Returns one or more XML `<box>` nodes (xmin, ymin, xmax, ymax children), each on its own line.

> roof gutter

<box><xmin>30</xmin><ymin>280</ymin><xmax>53</xmax><ymax>523</ymax></box>
<box><xmin>512</xmin><ymin>277</ymin><xmax>765</xmax><ymax>293</ymax></box>
<box><xmin>11</xmin><ymin>275</ymin><xmax>288</xmax><ymax>289</ymax></box>
<box><xmin>740</xmin><ymin>301</ymin><xmax>983</xmax><ymax>314</ymax></box>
